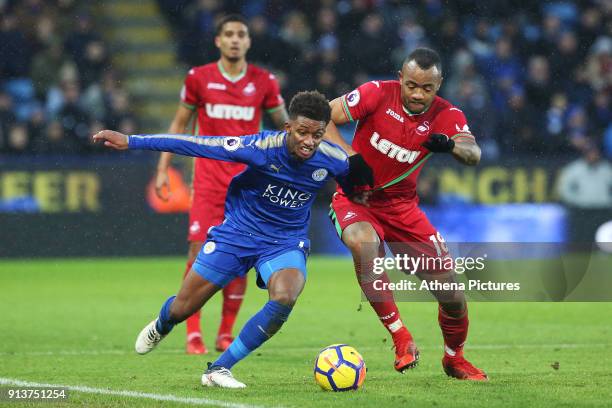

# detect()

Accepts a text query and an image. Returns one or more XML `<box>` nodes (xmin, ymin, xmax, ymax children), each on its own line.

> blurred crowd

<box><xmin>1</xmin><ymin>0</ymin><xmax>610</xmax><ymax>160</ymax></box>
<box><xmin>0</xmin><ymin>0</ymin><xmax>137</xmax><ymax>155</ymax></box>
<box><xmin>159</xmin><ymin>0</ymin><xmax>611</xmax><ymax>160</ymax></box>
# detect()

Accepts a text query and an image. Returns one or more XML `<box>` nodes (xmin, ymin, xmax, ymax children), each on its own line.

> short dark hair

<box><xmin>288</xmin><ymin>91</ymin><xmax>331</xmax><ymax>123</ymax></box>
<box><xmin>404</xmin><ymin>47</ymin><xmax>442</xmax><ymax>75</ymax></box>
<box><xmin>215</xmin><ymin>14</ymin><xmax>249</xmax><ymax>36</ymax></box>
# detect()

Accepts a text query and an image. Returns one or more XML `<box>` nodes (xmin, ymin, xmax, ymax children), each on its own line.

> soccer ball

<box><xmin>314</xmin><ymin>344</ymin><xmax>366</xmax><ymax>391</ymax></box>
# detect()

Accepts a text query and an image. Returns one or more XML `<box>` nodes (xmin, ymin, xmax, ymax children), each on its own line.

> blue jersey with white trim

<box><xmin>129</xmin><ymin>131</ymin><xmax>349</xmax><ymax>240</ymax></box>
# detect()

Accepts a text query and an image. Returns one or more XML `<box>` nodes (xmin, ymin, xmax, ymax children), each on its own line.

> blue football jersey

<box><xmin>129</xmin><ymin>131</ymin><xmax>349</xmax><ymax>240</ymax></box>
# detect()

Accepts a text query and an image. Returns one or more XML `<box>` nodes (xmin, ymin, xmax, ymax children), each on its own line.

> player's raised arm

<box><xmin>94</xmin><ymin>130</ymin><xmax>266</xmax><ymax>166</ymax></box>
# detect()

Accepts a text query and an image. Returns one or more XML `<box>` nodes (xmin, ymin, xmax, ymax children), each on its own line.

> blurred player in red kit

<box><xmin>326</xmin><ymin>48</ymin><xmax>487</xmax><ymax>380</ymax></box>
<box><xmin>155</xmin><ymin>14</ymin><xmax>288</xmax><ymax>354</ymax></box>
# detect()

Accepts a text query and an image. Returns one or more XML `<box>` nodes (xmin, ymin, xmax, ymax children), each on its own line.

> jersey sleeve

<box><xmin>180</xmin><ymin>68</ymin><xmax>200</xmax><ymax>111</ymax></box>
<box><xmin>128</xmin><ymin>132</ymin><xmax>267</xmax><ymax>166</ymax></box>
<box><xmin>431</xmin><ymin>107</ymin><xmax>475</xmax><ymax>142</ymax></box>
<box><xmin>263</xmin><ymin>72</ymin><xmax>285</xmax><ymax>112</ymax></box>
<box><xmin>340</xmin><ymin>81</ymin><xmax>384</xmax><ymax>122</ymax></box>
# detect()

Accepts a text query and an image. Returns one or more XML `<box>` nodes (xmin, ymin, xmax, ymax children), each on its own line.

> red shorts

<box><xmin>330</xmin><ymin>192</ymin><xmax>449</xmax><ymax>259</ymax></box>
<box><xmin>188</xmin><ymin>190</ymin><xmax>226</xmax><ymax>242</ymax></box>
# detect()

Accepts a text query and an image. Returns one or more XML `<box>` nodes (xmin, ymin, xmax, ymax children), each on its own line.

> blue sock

<box><xmin>155</xmin><ymin>295</ymin><xmax>177</xmax><ymax>335</ymax></box>
<box><xmin>213</xmin><ymin>300</ymin><xmax>292</xmax><ymax>369</ymax></box>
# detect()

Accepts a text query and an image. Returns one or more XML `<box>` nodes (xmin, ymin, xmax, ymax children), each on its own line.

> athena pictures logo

<box><xmin>346</xmin><ymin>90</ymin><xmax>360</xmax><ymax>107</ymax></box>
<box><xmin>311</xmin><ymin>168</ymin><xmax>328</xmax><ymax>181</ymax></box>
<box><xmin>223</xmin><ymin>137</ymin><xmax>241</xmax><ymax>151</ymax></box>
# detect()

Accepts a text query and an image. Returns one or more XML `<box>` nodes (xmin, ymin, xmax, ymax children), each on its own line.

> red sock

<box><xmin>217</xmin><ymin>276</ymin><xmax>247</xmax><ymax>337</ymax></box>
<box><xmin>355</xmin><ymin>258</ymin><xmax>404</xmax><ymax>335</ymax></box>
<box><xmin>438</xmin><ymin>304</ymin><xmax>469</xmax><ymax>357</ymax></box>
<box><xmin>183</xmin><ymin>260</ymin><xmax>201</xmax><ymax>339</ymax></box>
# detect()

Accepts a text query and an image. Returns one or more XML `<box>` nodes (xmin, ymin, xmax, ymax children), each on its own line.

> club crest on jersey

<box><xmin>370</xmin><ymin>132</ymin><xmax>421</xmax><ymax>163</ymax></box>
<box><xmin>312</xmin><ymin>168</ymin><xmax>328</xmax><ymax>181</ymax></box>
<box><xmin>223</xmin><ymin>137</ymin><xmax>241</xmax><ymax>151</ymax></box>
<box><xmin>346</xmin><ymin>90</ymin><xmax>360</xmax><ymax>107</ymax></box>
<box><xmin>206</xmin><ymin>103</ymin><xmax>255</xmax><ymax>120</ymax></box>
<box><xmin>203</xmin><ymin>241</ymin><xmax>216</xmax><ymax>254</ymax></box>
<box><xmin>243</xmin><ymin>82</ymin><xmax>256</xmax><ymax>96</ymax></box>
<box><xmin>416</xmin><ymin>121</ymin><xmax>431</xmax><ymax>135</ymax></box>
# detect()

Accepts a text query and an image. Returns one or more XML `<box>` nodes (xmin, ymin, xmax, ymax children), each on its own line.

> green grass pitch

<box><xmin>1</xmin><ymin>257</ymin><xmax>611</xmax><ymax>407</ymax></box>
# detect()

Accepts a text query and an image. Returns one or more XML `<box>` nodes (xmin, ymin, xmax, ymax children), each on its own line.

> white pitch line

<box><xmin>0</xmin><ymin>377</ymin><xmax>268</xmax><ymax>408</ymax></box>
<box><xmin>0</xmin><ymin>343</ymin><xmax>608</xmax><ymax>357</ymax></box>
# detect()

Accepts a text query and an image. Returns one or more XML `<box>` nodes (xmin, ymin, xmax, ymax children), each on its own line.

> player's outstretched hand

<box><xmin>348</xmin><ymin>153</ymin><xmax>374</xmax><ymax>188</ymax></box>
<box><xmin>93</xmin><ymin>130</ymin><xmax>129</xmax><ymax>150</ymax></box>
<box><xmin>422</xmin><ymin>133</ymin><xmax>455</xmax><ymax>153</ymax></box>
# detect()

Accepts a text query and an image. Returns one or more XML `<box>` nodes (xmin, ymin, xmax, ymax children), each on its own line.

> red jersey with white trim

<box><xmin>181</xmin><ymin>61</ymin><xmax>284</xmax><ymax>193</ymax></box>
<box><xmin>339</xmin><ymin>80</ymin><xmax>473</xmax><ymax>206</ymax></box>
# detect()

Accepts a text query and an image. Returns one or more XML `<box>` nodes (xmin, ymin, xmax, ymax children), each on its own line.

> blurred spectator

<box><xmin>524</xmin><ymin>55</ymin><xmax>553</xmax><ymax>112</ymax></box>
<box><xmin>497</xmin><ymin>87</ymin><xmax>539</xmax><ymax>154</ymax></box>
<box><xmin>32</xmin><ymin>119</ymin><xmax>80</xmax><ymax>154</ymax></box>
<box><xmin>56</xmin><ymin>80</ymin><xmax>91</xmax><ymax>150</ymax></box>
<box><xmin>30</xmin><ymin>40</ymin><xmax>76</xmax><ymax>100</ymax></box>
<box><xmin>64</xmin><ymin>13</ymin><xmax>101</xmax><ymax>69</ymax></box>
<box><xmin>0</xmin><ymin>91</ymin><xmax>17</xmax><ymax>151</ymax></box>
<box><xmin>549</xmin><ymin>31</ymin><xmax>581</xmax><ymax>89</ymax></box>
<box><xmin>0</xmin><ymin>13</ymin><xmax>32</xmax><ymax>79</ymax></box>
<box><xmin>348</xmin><ymin>13</ymin><xmax>396</xmax><ymax>77</ymax></box>
<box><xmin>6</xmin><ymin>123</ymin><xmax>29</xmax><ymax>154</ymax></box>
<box><xmin>558</xmin><ymin>146</ymin><xmax>612</xmax><ymax>209</ymax></box>
<box><xmin>544</xmin><ymin>92</ymin><xmax>572</xmax><ymax>152</ymax></box>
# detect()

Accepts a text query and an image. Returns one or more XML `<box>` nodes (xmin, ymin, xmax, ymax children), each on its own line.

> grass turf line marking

<box><xmin>0</xmin><ymin>343</ymin><xmax>608</xmax><ymax>357</ymax></box>
<box><xmin>0</xmin><ymin>377</ymin><xmax>270</xmax><ymax>408</ymax></box>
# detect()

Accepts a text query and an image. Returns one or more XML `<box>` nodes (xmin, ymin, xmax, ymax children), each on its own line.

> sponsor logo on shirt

<box><xmin>311</xmin><ymin>168</ymin><xmax>328</xmax><ymax>181</ymax></box>
<box><xmin>416</xmin><ymin>121</ymin><xmax>431</xmax><ymax>135</ymax></box>
<box><xmin>346</xmin><ymin>90</ymin><xmax>360</xmax><ymax>107</ymax></box>
<box><xmin>262</xmin><ymin>184</ymin><xmax>312</xmax><ymax>208</ymax></box>
<box><xmin>243</xmin><ymin>82</ymin><xmax>256</xmax><ymax>96</ymax></box>
<box><xmin>207</xmin><ymin>82</ymin><xmax>227</xmax><ymax>90</ymax></box>
<box><xmin>386</xmin><ymin>108</ymin><xmax>404</xmax><ymax>123</ymax></box>
<box><xmin>205</xmin><ymin>103</ymin><xmax>255</xmax><ymax>120</ymax></box>
<box><xmin>370</xmin><ymin>132</ymin><xmax>421</xmax><ymax>164</ymax></box>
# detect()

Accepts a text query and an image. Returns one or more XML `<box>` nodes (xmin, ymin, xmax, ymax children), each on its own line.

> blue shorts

<box><xmin>192</xmin><ymin>224</ymin><xmax>309</xmax><ymax>289</ymax></box>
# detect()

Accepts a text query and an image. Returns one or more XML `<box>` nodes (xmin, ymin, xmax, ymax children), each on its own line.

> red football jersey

<box><xmin>181</xmin><ymin>61</ymin><xmax>284</xmax><ymax>193</ymax></box>
<box><xmin>339</xmin><ymin>80</ymin><xmax>473</xmax><ymax>206</ymax></box>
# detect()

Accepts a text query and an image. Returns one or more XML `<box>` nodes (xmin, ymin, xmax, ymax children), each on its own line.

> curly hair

<box><xmin>288</xmin><ymin>90</ymin><xmax>331</xmax><ymax>123</ymax></box>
